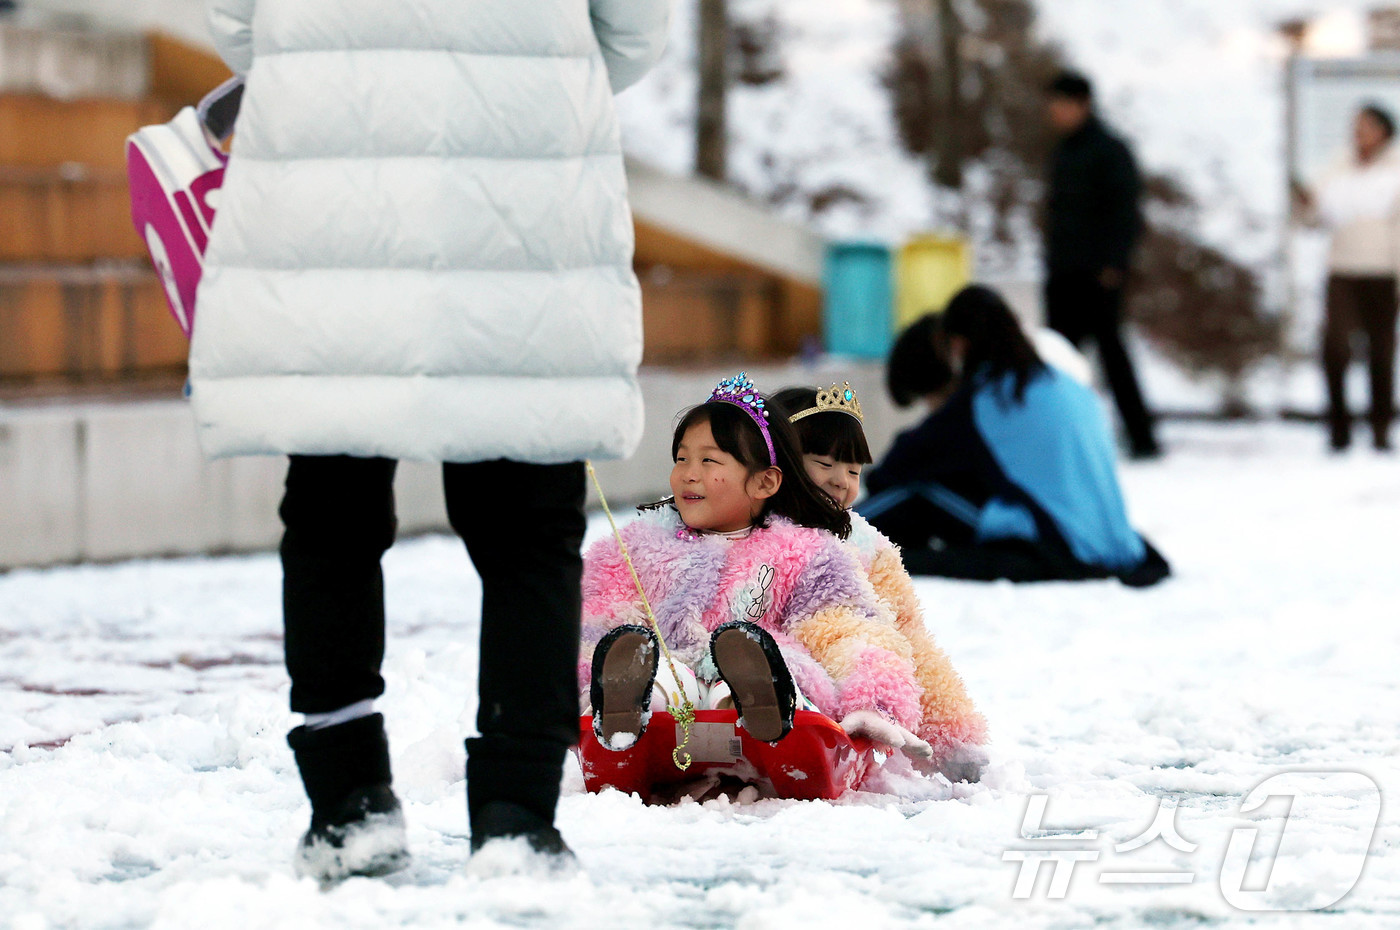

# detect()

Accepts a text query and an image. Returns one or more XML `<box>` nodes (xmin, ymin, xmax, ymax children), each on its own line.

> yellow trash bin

<box><xmin>895</xmin><ymin>234</ymin><xmax>972</xmax><ymax>331</ymax></box>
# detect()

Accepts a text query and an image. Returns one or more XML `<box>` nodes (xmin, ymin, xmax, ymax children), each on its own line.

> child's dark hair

<box><xmin>645</xmin><ymin>400</ymin><xmax>852</xmax><ymax>539</ymax></box>
<box><xmin>943</xmin><ymin>284</ymin><xmax>1045</xmax><ymax>401</ymax></box>
<box><xmin>886</xmin><ymin>314</ymin><xmax>955</xmax><ymax>407</ymax></box>
<box><xmin>769</xmin><ymin>387</ymin><xmax>873</xmax><ymax>465</ymax></box>
<box><xmin>886</xmin><ymin>285</ymin><xmax>1044</xmax><ymax>406</ymax></box>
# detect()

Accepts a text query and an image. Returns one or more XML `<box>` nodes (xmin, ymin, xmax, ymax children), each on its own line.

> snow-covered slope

<box><xmin>2</xmin><ymin>422</ymin><xmax>1398</xmax><ymax>927</ymax></box>
<box><xmin>1035</xmin><ymin>0</ymin><xmax>1372</xmax><ymax>264</ymax></box>
<box><xmin>27</xmin><ymin>0</ymin><xmax>1374</xmax><ymax>263</ymax></box>
<box><xmin>616</xmin><ymin>0</ymin><xmax>1377</xmax><ymax>259</ymax></box>
<box><xmin>616</xmin><ymin>0</ymin><xmax>941</xmax><ymax>244</ymax></box>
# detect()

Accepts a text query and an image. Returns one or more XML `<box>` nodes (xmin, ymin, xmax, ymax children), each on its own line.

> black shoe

<box><xmin>294</xmin><ymin>784</ymin><xmax>409</xmax><ymax>882</ymax></box>
<box><xmin>590</xmin><ymin>624</ymin><xmax>659</xmax><ymax>749</ymax></box>
<box><xmin>470</xmin><ymin>801</ymin><xmax>573</xmax><ymax>857</ymax></box>
<box><xmin>287</xmin><ymin>713</ymin><xmax>410</xmax><ymax>882</ymax></box>
<box><xmin>1330</xmin><ymin>420</ymin><xmax>1352</xmax><ymax>452</ymax></box>
<box><xmin>710</xmin><ymin>620</ymin><xmax>797</xmax><ymax>742</ymax></box>
<box><xmin>464</xmin><ymin>734</ymin><xmax>572</xmax><ymax>873</ymax></box>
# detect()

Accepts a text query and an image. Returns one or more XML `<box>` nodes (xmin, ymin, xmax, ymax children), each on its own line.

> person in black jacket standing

<box><xmin>1044</xmin><ymin>71</ymin><xmax>1160</xmax><ymax>459</ymax></box>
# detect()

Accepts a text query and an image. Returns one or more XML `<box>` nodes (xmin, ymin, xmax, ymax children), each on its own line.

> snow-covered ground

<box><xmin>2</xmin><ymin>421</ymin><xmax>1397</xmax><ymax>928</ymax></box>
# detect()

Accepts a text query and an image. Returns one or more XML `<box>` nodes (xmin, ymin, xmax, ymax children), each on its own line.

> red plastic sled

<box><xmin>577</xmin><ymin>710</ymin><xmax>879</xmax><ymax>801</ymax></box>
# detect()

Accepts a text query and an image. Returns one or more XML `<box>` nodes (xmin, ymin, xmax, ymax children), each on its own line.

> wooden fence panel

<box><xmin>0</xmin><ymin>270</ymin><xmax>188</xmax><ymax>383</ymax></box>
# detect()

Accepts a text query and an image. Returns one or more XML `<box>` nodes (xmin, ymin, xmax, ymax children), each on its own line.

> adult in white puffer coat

<box><xmin>194</xmin><ymin>0</ymin><xmax>661</xmax><ymax>462</ymax></box>
<box><xmin>1296</xmin><ymin>104</ymin><xmax>1400</xmax><ymax>452</ymax></box>
<box><xmin>194</xmin><ymin>0</ymin><xmax>671</xmax><ymax>881</ymax></box>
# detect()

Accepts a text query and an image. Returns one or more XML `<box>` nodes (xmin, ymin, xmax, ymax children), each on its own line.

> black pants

<box><xmin>863</xmin><ymin>481</ymin><xmax>1171</xmax><ymax>587</ymax></box>
<box><xmin>1323</xmin><ymin>274</ymin><xmax>1398</xmax><ymax>450</ymax></box>
<box><xmin>1046</xmin><ymin>271</ymin><xmax>1159</xmax><ymax>456</ymax></box>
<box><xmin>279</xmin><ymin>455</ymin><xmax>586</xmax><ymax>752</ymax></box>
<box><xmin>863</xmin><ymin>483</ymin><xmax>1078</xmax><ymax>582</ymax></box>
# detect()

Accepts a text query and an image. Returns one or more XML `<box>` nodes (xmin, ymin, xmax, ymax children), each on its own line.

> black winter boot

<box><xmin>465</xmin><ymin>734</ymin><xmax>573</xmax><ymax>863</ymax></box>
<box><xmin>287</xmin><ymin>713</ymin><xmax>409</xmax><ymax>882</ymax></box>
<box><xmin>589</xmin><ymin>624</ymin><xmax>659</xmax><ymax>750</ymax></box>
<box><xmin>711</xmin><ymin>620</ymin><xmax>797</xmax><ymax>743</ymax></box>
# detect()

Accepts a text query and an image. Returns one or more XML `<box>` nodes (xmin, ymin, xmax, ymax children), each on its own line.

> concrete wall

<box><xmin>0</xmin><ymin>362</ymin><xmax>922</xmax><ymax>569</ymax></box>
<box><xmin>0</xmin><ymin>399</ymin><xmax>454</xmax><ymax>567</ymax></box>
<box><xmin>0</xmin><ymin>22</ymin><xmax>148</xmax><ymax>100</ymax></box>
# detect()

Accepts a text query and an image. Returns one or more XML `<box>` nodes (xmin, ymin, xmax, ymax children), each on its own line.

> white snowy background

<box><xmin>2</xmin><ymin>423</ymin><xmax>1398</xmax><ymax>928</ymax></box>
<box><xmin>4</xmin><ymin>1</ymin><xmax>1400</xmax><ymax>926</ymax></box>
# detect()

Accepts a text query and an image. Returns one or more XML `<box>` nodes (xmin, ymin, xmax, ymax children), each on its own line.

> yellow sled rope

<box><xmin>585</xmin><ymin>462</ymin><xmax>696</xmax><ymax>771</ymax></box>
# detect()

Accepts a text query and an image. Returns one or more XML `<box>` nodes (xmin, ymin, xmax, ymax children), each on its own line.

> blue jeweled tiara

<box><xmin>706</xmin><ymin>372</ymin><xmax>777</xmax><ymax>467</ymax></box>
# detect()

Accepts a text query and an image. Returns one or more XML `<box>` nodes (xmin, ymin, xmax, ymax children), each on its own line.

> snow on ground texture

<box><xmin>2</xmin><ymin>422</ymin><xmax>1398</xmax><ymax>928</ymax></box>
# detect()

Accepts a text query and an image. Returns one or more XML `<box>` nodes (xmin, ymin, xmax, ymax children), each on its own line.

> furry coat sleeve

<box><xmin>865</xmin><ymin>543</ymin><xmax>989</xmax><ymax>759</ymax></box>
<box><xmin>781</xmin><ymin>534</ymin><xmax>924</xmax><ymax>730</ymax></box>
<box><xmin>847</xmin><ymin>513</ymin><xmax>988</xmax><ymax>760</ymax></box>
<box><xmin>577</xmin><ymin>530</ymin><xmax>650</xmax><ymax>706</ymax></box>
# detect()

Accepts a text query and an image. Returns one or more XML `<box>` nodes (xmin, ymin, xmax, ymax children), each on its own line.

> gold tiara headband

<box><xmin>789</xmin><ymin>382</ymin><xmax>864</xmax><ymax>424</ymax></box>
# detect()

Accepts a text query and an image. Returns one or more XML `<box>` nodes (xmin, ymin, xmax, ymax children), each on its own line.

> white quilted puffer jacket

<box><xmin>190</xmin><ymin>0</ymin><xmax>670</xmax><ymax>463</ymax></box>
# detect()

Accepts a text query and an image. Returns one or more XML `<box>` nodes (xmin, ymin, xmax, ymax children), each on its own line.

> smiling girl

<box><xmin>772</xmin><ymin>384</ymin><xmax>989</xmax><ymax>781</ymax></box>
<box><xmin>579</xmin><ymin>374</ymin><xmax>935</xmax><ymax>762</ymax></box>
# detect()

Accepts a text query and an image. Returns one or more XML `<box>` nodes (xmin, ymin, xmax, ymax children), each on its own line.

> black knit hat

<box><xmin>1361</xmin><ymin>103</ymin><xmax>1397</xmax><ymax>141</ymax></box>
<box><xmin>1047</xmin><ymin>70</ymin><xmax>1093</xmax><ymax>102</ymax></box>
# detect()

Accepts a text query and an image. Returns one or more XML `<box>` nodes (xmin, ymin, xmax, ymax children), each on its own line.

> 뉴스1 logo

<box><xmin>1003</xmin><ymin>770</ymin><xmax>1380</xmax><ymax>911</ymax></box>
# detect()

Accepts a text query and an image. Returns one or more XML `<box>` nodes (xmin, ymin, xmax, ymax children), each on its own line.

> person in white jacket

<box><xmin>1295</xmin><ymin>104</ymin><xmax>1400</xmax><ymax>451</ymax></box>
<box><xmin>196</xmin><ymin>0</ymin><xmax>671</xmax><ymax>880</ymax></box>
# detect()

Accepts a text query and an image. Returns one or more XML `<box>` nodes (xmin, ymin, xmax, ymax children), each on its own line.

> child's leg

<box><xmin>651</xmin><ymin>659</ymin><xmax>701</xmax><ymax>713</ymax></box>
<box><xmin>704</xmin><ymin>677</ymin><xmax>817</xmax><ymax>712</ymax></box>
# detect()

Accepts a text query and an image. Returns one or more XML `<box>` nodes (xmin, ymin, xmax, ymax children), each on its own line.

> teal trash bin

<box><xmin>823</xmin><ymin>242</ymin><xmax>894</xmax><ymax>359</ymax></box>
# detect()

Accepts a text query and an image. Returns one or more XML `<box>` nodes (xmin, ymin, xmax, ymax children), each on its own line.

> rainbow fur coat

<box><xmin>580</xmin><ymin>507</ymin><xmax>987</xmax><ymax>761</ymax></box>
<box><xmin>844</xmin><ymin>513</ymin><xmax>988</xmax><ymax>758</ymax></box>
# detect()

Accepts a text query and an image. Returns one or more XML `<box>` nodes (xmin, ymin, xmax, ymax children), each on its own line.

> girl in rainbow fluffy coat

<box><xmin>772</xmin><ymin>383</ymin><xmax>989</xmax><ymax>781</ymax></box>
<box><xmin>579</xmin><ymin>373</ymin><xmax>988</xmax><ymax>783</ymax></box>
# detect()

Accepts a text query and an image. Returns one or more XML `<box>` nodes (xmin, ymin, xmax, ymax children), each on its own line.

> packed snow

<box><xmin>2</xmin><ymin>421</ymin><xmax>1397</xmax><ymax>928</ymax></box>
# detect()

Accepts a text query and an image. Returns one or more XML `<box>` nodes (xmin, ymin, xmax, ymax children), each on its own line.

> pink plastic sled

<box><xmin>125</xmin><ymin>77</ymin><xmax>243</xmax><ymax>338</ymax></box>
<box><xmin>577</xmin><ymin>710</ymin><xmax>879</xmax><ymax>801</ymax></box>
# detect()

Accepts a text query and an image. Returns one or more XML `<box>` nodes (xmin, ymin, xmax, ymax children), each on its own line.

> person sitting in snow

<box><xmin>770</xmin><ymin>383</ymin><xmax>988</xmax><ymax>781</ymax></box>
<box><xmin>581</xmin><ymin>373</ymin><xmax>943</xmax><ymax>777</ymax></box>
<box><xmin>860</xmin><ymin>285</ymin><xmax>1170</xmax><ymax>587</ymax></box>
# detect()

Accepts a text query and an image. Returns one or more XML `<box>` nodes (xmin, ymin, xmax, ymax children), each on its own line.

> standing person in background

<box><xmin>196</xmin><ymin>0</ymin><xmax>671</xmax><ymax>881</ymax></box>
<box><xmin>1294</xmin><ymin>105</ymin><xmax>1400</xmax><ymax>452</ymax></box>
<box><xmin>1043</xmin><ymin>70</ymin><xmax>1160</xmax><ymax>460</ymax></box>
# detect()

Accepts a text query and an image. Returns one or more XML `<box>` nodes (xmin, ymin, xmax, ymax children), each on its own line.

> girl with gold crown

<box><xmin>771</xmin><ymin>383</ymin><xmax>989</xmax><ymax>782</ymax></box>
<box><xmin>580</xmin><ymin>373</ymin><xmax>942</xmax><ymax>772</ymax></box>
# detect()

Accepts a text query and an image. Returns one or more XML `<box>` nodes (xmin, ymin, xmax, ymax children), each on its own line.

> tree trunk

<box><xmin>696</xmin><ymin>0</ymin><xmax>729</xmax><ymax>181</ymax></box>
<box><xmin>932</xmin><ymin>0</ymin><xmax>964</xmax><ymax>191</ymax></box>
